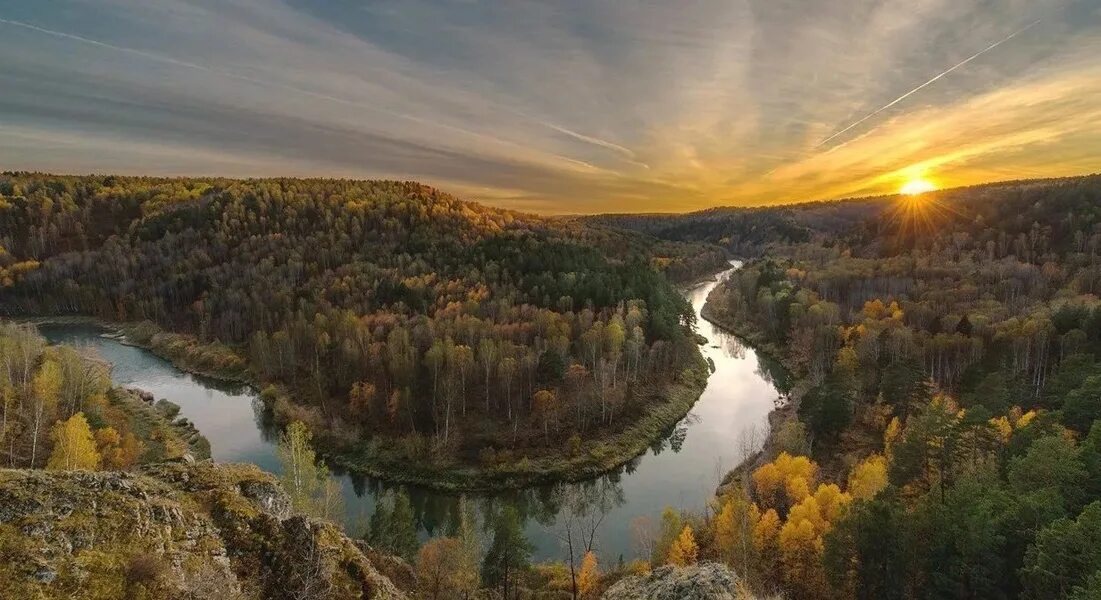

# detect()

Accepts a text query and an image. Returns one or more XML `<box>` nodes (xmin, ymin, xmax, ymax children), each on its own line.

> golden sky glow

<box><xmin>900</xmin><ymin>179</ymin><xmax>938</xmax><ymax>196</ymax></box>
<box><xmin>0</xmin><ymin>1</ymin><xmax>1099</xmax><ymax>213</ymax></box>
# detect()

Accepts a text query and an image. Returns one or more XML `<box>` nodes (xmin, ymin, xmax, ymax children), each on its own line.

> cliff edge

<box><xmin>0</xmin><ymin>462</ymin><xmax>408</xmax><ymax>599</ymax></box>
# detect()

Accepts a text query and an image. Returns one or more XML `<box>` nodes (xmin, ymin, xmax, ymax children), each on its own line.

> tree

<box><xmin>666</xmin><ymin>525</ymin><xmax>698</xmax><ymax>566</ymax></box>
<box><xmin>95</xmin><ymin>426</ymin><xmax>143</xmax><ymax>470</ymax></box>
<box><xmin>752</xmin><ymin>452</ymin><xmax>818</xmax><ymax>513</ymax></box>
<box><xmin>370</xmin><ymin>490</ymin><xmax>420</xmax><ymax>562</ymax></box>
<box><xmin>481</xmin><ymin>507</ymin><xmax>531</xmax><ymax>599</ymax></box>
<box><xmin>799</xmin><ymin>373</ymin><xmax>853</xmax><ymax>447</ymax></box>
<box><xmin>532</xmin><ymin>389</ymin><xmax>557</xmax><ymax>437</ymax></box>
<box><xmin>277</xmin><ymin>421</ymin><xmax>342</xmax><ymax>521</ymax></box>
<box><xmin>577</xmin><ymin>551</ymin><xmax>600</xmax><ymax>598</ymax></box>
<box><xmin>477</xmin><ymin>339</ymin><xmax>497</xmax><ymax>412</ymax></box>
<box><xmin>824</xmin><ymin>493</ymin><xmax>910</xmax><ymax>600</ymax></box>
<box><xmin>1062</xmin><ymin>375</ymin><xmax>1101</xmax><ymax>434</ymax></box>
<box><xmin>349</xmin><ymin>381</ymin><xmax>376</xmax><ymax>423</ymax></box>
<box><xmin>652</xmin><ymin>507</ymin><xmax>683</xmax><ymax>564</ymax></box>
<box><xmin>1007</xmin><ymin>434</ymin><xmax>1087</xmax><ymax>512</ymax></box>
<box><xmin>848</xmin><ymin>454</ymin><xmax>888</xmax><ymax>501</ymax></box>
<box><xmin>714</xmin><ymin>492</ymin><xmax>761</xmax><ymax>577</ymax></box>
<box><xmin>1021</xmin><ymin>501</ymin><xmax>1101</xmax><ymax>599</ymax></box>
<box><xmin>454</xmin><ymin>498</ymin><xmax>482</xmax><ymax>596</ymax></box>
<box><xmin>30</xmin><ymin>358</ymin><xmax>62</xmax><ymax>467</ymax></box>
<box><xmin>416</xmin><ymin>537</ymin><xmax>464</xmax><ymax>600</ymax></box>
<box><xmin>46</xmin><ymin>412</ymin><xmax>100</xmax><ymax>470</ymax></box>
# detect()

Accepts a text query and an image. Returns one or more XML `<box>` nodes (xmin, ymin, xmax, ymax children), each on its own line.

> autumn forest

<box><xmin>3</xmin><ymin>172</ymin><xmax>1101</xmax><ymax>599</ymax></box>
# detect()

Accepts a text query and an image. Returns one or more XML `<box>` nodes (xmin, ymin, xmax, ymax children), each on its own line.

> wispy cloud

<box><xmin>0</xmin><ymin>0</ymin><xmax>1097</xmax><ymax>212</ymax></box>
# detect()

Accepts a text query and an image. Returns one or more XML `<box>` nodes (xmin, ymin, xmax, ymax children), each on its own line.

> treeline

<box><xmin>0</xmin><ymin>173</ymin><xmax>725</xmax><ymax>473</ymax></box>
<box><xmin>688</xmin><ymin>174</ymin><xmax>1101</xmax><ymax>598</ymax></box>
<box><xmin>588</xmin><ymin>196</ymin><xmax>887</xmax><ymax>257</ymax></box>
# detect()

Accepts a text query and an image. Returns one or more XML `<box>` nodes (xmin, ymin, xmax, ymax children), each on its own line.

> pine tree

<box><xmin>481</xmin><ymin>507</ymin><xmax>532</xmax><ymax>599</ymax></box>
<box><xmin>369</xmin><ymin>490</ymin><xmax>419</xmax><ymax>562</ymax></box>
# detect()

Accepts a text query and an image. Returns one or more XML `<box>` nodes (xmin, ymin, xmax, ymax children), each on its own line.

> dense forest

<box><xmin>587</xmin><ymin>196</ymin><xmax>887</xmax><ymax>257</ymax></box>
<box><xmin>0</xmin><ymin>173</ymin><xmax>727</xmax><ymax>484</ymax></box>
<box><xmin>682</xmin><ymin>175</ymin><xmax>1101</xmax><ymax>598</ymax></box>
<box><xmin>12</xmin><ymin>171</ymin><xmax>1101</xmax><ymax>598</ymax></box>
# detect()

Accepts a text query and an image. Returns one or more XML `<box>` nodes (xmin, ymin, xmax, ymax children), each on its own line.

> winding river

<box><xmin>38</xmin><ymin>261</ymin><xmax>787</xmax><ymax>562</ymax></box>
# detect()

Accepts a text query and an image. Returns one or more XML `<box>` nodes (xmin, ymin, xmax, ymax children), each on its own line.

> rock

<box><xmin>32</xmin><ymin>565</ymin><xmax>56</xmax><ymax>584</ymax></box>
<box><xmin>0</xmin><ymin>463</ymin><xmax>410</xmax><ymax>599</ymax></box>
<box><xmin>602</xmin><ymin>563</ymin><xmax>748</xmax><ymax>600</ymax></box>
<box><xmin>128</xmin><ymin>388</ymin><xmax>156</xmax><ymax>404</ymax></box>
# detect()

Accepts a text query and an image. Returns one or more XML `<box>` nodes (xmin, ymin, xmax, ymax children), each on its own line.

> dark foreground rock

<box><xmin>602</xmin><ymin>563</ymin><xmax>758</xmax><ymax>600</ymax></box>
<box><xmin>0</xmin><ymin>462</ymin><xmax>408</xmax><ymax>599</ymax></box>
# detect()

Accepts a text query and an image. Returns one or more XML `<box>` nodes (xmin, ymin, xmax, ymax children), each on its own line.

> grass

<box><xmin>122</xmin><ymin>321</ymin><xmax>250</xmax><ymax>383</ymax></box>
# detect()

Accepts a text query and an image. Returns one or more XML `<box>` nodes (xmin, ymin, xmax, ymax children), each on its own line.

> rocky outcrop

<box><xmin>602</xmin><ymin>563</ymin><xmax>755</xmax><ymax>600</ymax></box>
<box><xmin>0</xmin><ymin>462</ymin><xmax>408</xmax><ymax>600</ymax></box>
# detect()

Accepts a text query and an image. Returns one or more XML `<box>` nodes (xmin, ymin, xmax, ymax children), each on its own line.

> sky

<box><xmin>0</xmin><ymin>1</ymin><xmax>1099</xmax><ymax>213</ymax></box>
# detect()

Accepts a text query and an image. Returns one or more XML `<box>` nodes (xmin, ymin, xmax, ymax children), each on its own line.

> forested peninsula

<box><xmin>0</xmin><ymin>173</ymin><xmax>728</xmax><ymax>489</ymax></box>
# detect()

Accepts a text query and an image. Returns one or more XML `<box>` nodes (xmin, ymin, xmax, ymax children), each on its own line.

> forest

<box><xmin>0</xmin><ymin>173</ymin><xmax>727</xmax><ymax>485</ymax></box>
<box><xmin>9</xmin><ymin>172</ymin><xmax>1101</xmax><ymax>599</ymax></box>
<box><xmin>683</xmin><ymin>174</ymin><xmax>1101</xmax><ymax>599</ymax></box>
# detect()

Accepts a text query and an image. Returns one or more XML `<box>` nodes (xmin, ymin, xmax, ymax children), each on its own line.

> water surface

<box><xmin>39</xmin><ymin>261</ymin><xmax>786</xmax><ymax>562</ymax></box>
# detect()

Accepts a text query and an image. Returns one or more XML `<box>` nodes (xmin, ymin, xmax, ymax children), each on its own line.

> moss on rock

<box><xmin>0</xmin><ymin>463</ymin><xmax>408</xmax><ymax>599</ymax></box>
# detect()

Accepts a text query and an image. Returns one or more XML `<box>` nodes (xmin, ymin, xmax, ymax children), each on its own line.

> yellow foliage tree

<box><xmin>814</xmin><ymin>483</ymin><xmax>852</xmax><ymax>525</ymax></box>
<box><xmin>787</xmin><ymin>496</ymin><xmax>827</xmax><ymax>534</ymax></box>
<box><xmin>883</xmin><ymin>417</ymin><xmax>902</xmax><ymax>460</ymax></box>
<box><xmin>47</xmin><ymin>412</ymin><xmax>100</xmax><ymax>470</ymax></box>
<box><xmin>577</xmin><ymin>550</ymin><xmax>600</xmax><ymax>598</ymax></box>
<box><xmin>848</xmin><ymin>454</ymin><xmax>888</xmax><ymax>500</ymax></box>
<box><xmin>786</xmin><ymin>475</ymin><xmax>812</xmax><ymax>504</ymax></box>
<box><xmin>714</xmin><ymin>494</ymin><xmax>761</xmax><ymax>569</ymax></box>
<box><xmin>752</xmin><ymin>452</ymin><xmax>818</xmax><ymax>511</ymax></box>
<box><xmin>779</xmin><ymin>517</ymin><xmax>829</xmax><ymax>599</ymax></box>
<box><xmin>666</xmin><ymin>525</ymin><xmax>698</xmax><ymax>567</ymax></box>
<box><xmin>753</xmin><ymin>507</ymin><xmax>782</xmax><ymax>579</ymax></box>
<box><xmin>95</xmin><ymin>427</ymin><xmax>144</xmax><ymax>470</ymax></box>
<box><xmin>30</xmin><ymin>358</ymin><xmax>62</xmax><ymax>467</ymax></box>
<box><xmin>415</xmin><ymin>537</ymin><xmax>464</xmax><ymax>600</ymax></box>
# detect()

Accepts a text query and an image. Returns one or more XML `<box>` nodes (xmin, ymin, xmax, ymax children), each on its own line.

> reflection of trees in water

<box><xmin>713</xmin><ymin>331</ymin><xmax>746</xmax><ymax>359</ymax></box>
<box><xmin>341</xmin><ymin>470</ymin><xmax>626</xmax><ymax>549</ymax></box>
<box><xmin>754</xmin><ymin>353</ymin><xmax>793</xmax><ymax>394</ymax></box>
<box><xmin>668</xmin><ymin>423</ymin><xmax>689</xmax><ymax>453</ymax></box>
<box><xmin>252</xmin><ymin>397</ymin><xmax>281</xmax><ymax>444</ymax></box>
<box><xmin>648</xmin><ymin>412</ymin><xmax>698</xmax><ymax>456</ymax></box>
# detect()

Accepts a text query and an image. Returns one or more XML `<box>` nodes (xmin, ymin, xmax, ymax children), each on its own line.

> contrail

<box><xmin>817</xmin><ymin>19</ymin><xmax>1041</xmax><ymax>148</ymax></box>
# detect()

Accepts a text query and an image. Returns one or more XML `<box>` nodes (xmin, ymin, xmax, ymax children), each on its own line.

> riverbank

<box><xmin>697</xmin><ymin>280</ymin><xmax>812</xmax><ymax>493</ymax></box>
<box><xmin>22</xmin><ymin>314</ymin><xmax>715</xmax><ymax>492</ymax></box>
<box><xmin>329</xmin><ymin>355</ymin><xmax>710</xmax><ymax>491</ymax></box>
<box><xmin>20</xmin><ymin>316</ymin><xmax>251</xmax><ymax>384</ymax></box>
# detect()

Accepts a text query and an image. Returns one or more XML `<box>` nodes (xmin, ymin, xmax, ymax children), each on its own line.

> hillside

<box><xmin>0</xmin><ymin>462</ymin><xmax>409</xmax><ymax>599</ymax></box>
<box><xmin>688</xmin><ymin>174</ymin><xmax>1101</xmax><ymax>598</ymax></box>
<box><xmin>587</xmin><ymin>196</ymin><xmax>888</xmax><ymax>256</ymax></box>
<box><xmin>0</xmin><ymin>173</ymin><xmax>726</xmax><ymax>487</ymax></box>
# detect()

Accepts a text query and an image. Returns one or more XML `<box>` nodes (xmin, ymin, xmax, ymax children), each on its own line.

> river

<box><xmin>37</xmin><ymin>261</ymin><xmax>788</xmax><ymax>563</ymax></box>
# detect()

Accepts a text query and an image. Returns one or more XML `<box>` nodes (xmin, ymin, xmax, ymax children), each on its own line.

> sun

<box><xmin>900</xmin><ymin>178</ymin><xmax>937</xmax><ymax>195</ymax></box>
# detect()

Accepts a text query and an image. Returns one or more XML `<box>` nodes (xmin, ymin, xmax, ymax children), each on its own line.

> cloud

<box><xmin>0</xmin><ymin>0</ymin><xmax>1097</xmax><ymax>212</ymax></box>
